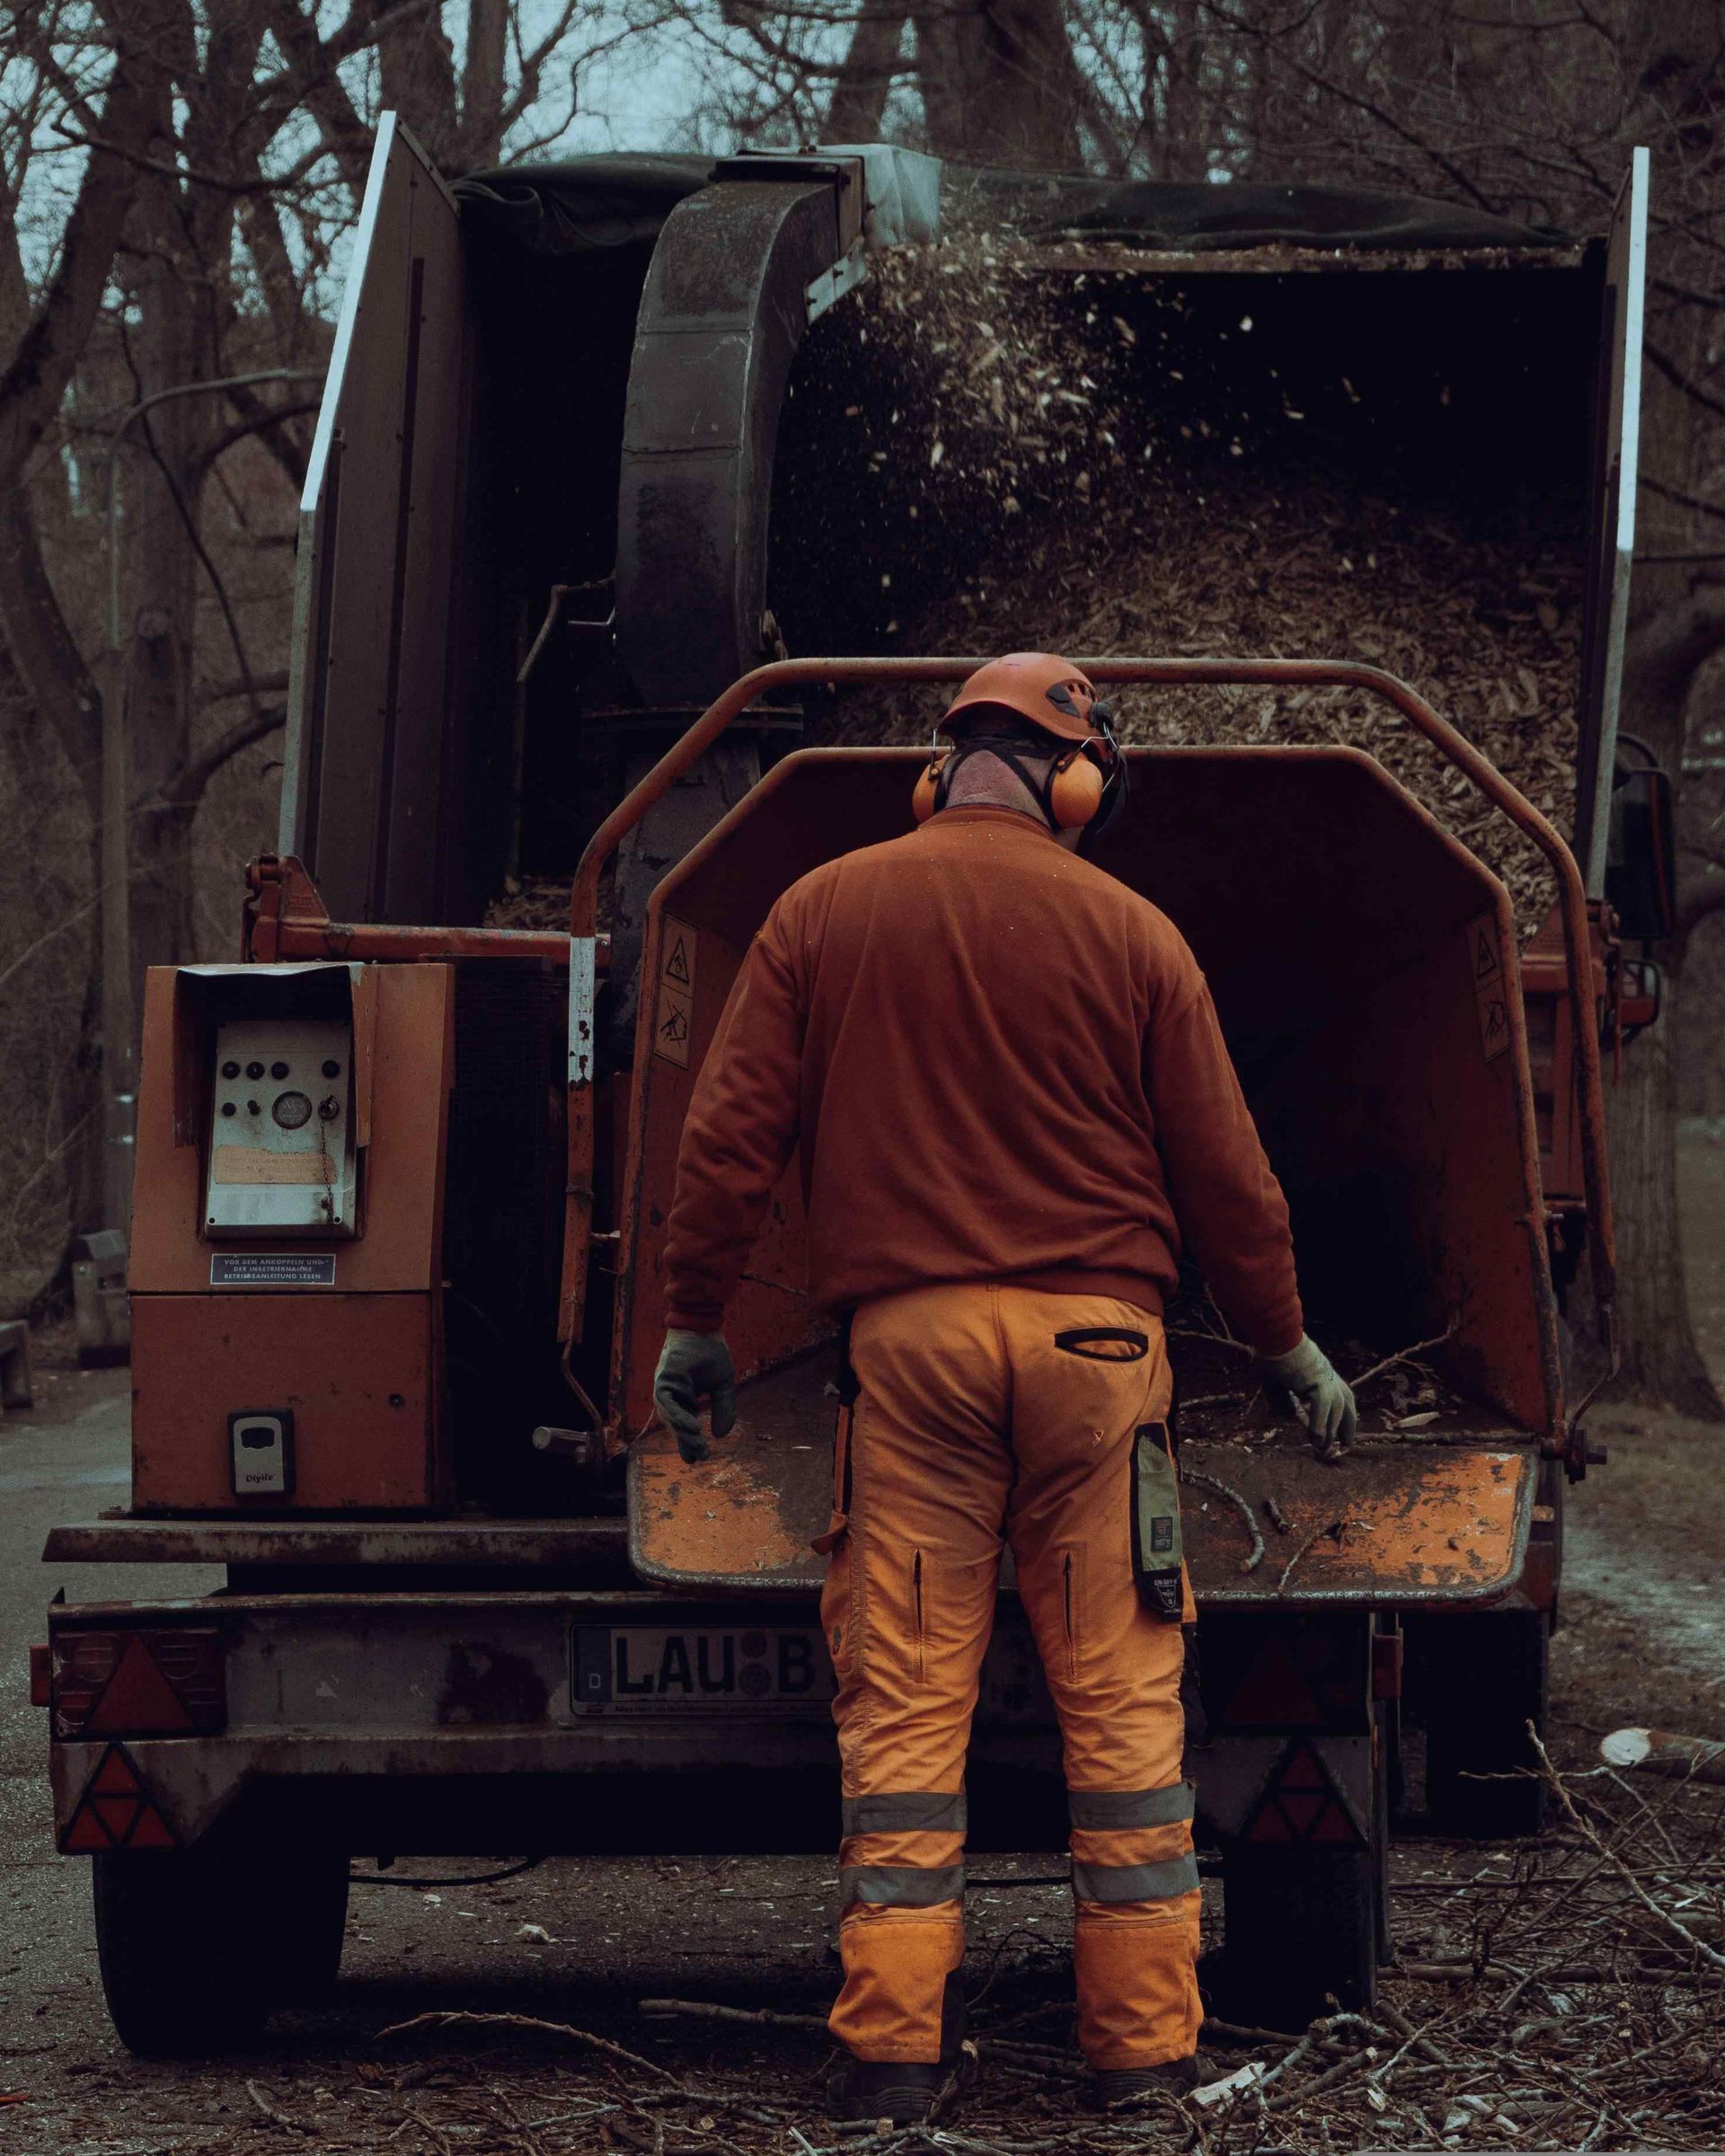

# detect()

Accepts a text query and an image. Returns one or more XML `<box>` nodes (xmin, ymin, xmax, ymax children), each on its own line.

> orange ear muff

<box><xmin>911</xmin><ymin>754</ymin><xmax>948</xmax><ymax>824</ymax></box>
<box><xmin>1048</xmin><ymin>749</ymin><xmax>1106</xmax><ymax>828</ymax></box>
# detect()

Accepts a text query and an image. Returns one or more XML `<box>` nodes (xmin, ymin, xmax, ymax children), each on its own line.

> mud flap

<box><xmin>1131</xmin><ymin>1422</ymin><xmax>1184</xmax><ymax>1621</ymax></box>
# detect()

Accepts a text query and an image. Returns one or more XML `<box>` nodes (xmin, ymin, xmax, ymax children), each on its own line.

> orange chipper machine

<box><xmin>36</xmin><ymin>129</ymin><xmax>1663</xmax><ymax>2054</ymax></box>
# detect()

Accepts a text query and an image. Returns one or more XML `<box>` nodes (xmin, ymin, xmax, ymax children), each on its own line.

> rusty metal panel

<box><xmin>1181</xmin><ymin>1443</ymin><xmax>1533</xmax><ymax>1604</ymax></box>
<box><xmin>129</xmin><ymin>1292</ymin><xmax>440</xmax><ymax>1513</ymax></box>
<box><xmin>630</xmin><ymin>1352</ymin><xmax>838</xmax><ymax>1587</ymax></box>
<box><xmin>630</xmin><ymin>1418</ymin><xmax>1532</xmax><ymax>1603</ymax></box>
<box><xmin>41</xmin><ymin>1519</ymin><xmax>626</xmax><ymax>1568</ymax></box>
<box><xmin>627</xmin><ymin>1347</ymin><xmax>1533</xmax><ymax>1604</ymax></box>
<box><xmin>280</xmin><ymin>115</ymin><xmax>469</xmax><ymax>923</ymax></box>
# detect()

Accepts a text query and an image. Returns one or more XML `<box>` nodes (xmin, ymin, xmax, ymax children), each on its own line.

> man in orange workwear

<box><xmin>652</xmin><ymin>652</ymin><xmax>1356</xmax><ymax>2122</ymax></box>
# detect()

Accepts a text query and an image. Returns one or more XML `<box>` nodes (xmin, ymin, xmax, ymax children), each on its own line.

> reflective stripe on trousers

<box><xmin>819</xmin><ymin>1282</ymin><xmax>1202</xmax><ymax>2071</ymax></box>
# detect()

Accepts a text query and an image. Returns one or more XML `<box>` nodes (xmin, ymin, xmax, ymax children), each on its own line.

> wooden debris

<box><xmin>1600</xmin><ymin>1725</ymin><xmax>1725</xmax><ymax>1786</ymax></box>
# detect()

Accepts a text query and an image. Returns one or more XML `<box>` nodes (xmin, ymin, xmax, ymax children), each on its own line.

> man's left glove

<box><xmin>1256</xmin><ymin>1334</ymin><xmax>1358</xmax><ymax>1457</ymax></box>
<box><xmin>653</xmin><ymin>1330</ymin><xmax>738</xmax><ymax>1463</ymax></box>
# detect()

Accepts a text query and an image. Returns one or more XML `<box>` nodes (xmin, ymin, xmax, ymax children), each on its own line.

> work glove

<box><xmin>1257</xmin><ymin>1335</ymin><xmax>1358</xmax><ymax>1458</ymax></box>
<box><xmin>653</xmin><ymin>1330</ymin><xmax>737</xmax><ymax>1464</ymax></box>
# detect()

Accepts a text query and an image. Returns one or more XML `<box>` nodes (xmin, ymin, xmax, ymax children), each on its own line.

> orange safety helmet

<box><xmin>944</xmin><ymin>652</ymin><xmax>1101</xmax><ymax>743</ymax></box>
<box><xmin>912</xmin><ymin>652</ymin><xmax>1127</xmax><ymax>839</ymax></box>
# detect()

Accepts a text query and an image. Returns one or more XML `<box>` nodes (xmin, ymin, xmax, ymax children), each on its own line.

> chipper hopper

<box><xmin>39</xmin><ymin>650</ymin><xmax>1616</xmax><ymax>2050</ymax></box>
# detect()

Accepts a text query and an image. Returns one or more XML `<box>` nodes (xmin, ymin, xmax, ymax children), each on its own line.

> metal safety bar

<box><xmin>560</xmin><ymin>657</ymin><xmax>1615</xmax><ymax>1364</ymax></box>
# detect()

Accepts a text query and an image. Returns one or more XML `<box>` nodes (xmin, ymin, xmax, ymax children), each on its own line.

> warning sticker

<box><xmin>653</xmin><ymin>918</ymin><xmax>697</xmax><ymax>1068</ymax></box>
<box><xmin>1466</xmin><ymin>913</ymin><xmax>1512</xmax><ymax>1063</ymax></box>
<box><xmin>210</xmin><ymin>1253</ymin><xmax>336</xmax><ymax>1288</ymax></box>
<box><xmin>662</xmin><ymin>918</ymin><xmax>697</xmax><ymax>994</ymax></box>
<box><xmin>653</xmin><ymin>984</ymin><xmax>694</xmax><ymax>1068</ymax></box>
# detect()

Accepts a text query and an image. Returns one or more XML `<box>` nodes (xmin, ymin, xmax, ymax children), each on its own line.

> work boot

<box><xmin>1092</xmin><ymin>2056</ymin><xmax>1199</xmax><ymax>2109</ymax></box>
<box><xmin>826</xmin><ymin>2058</ymin><xmax>945</xmax><ymax>2124</ymax></box>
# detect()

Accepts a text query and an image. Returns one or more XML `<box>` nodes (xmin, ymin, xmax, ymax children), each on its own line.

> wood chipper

<box><xmin>35</xmin><ymin>126</ymin><xmax>1659</xmax><ymax>2054</ymax></box>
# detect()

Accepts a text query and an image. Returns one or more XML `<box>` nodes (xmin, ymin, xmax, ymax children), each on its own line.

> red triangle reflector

<box><xmin>1308</xmin><ymin>1801</ymin><xmax>1360</xmax><ymax>1844</ymax></box>
<box><xmin>61</xmin><ymin>1803</ymin><xmax>116</xmax><ymax>1851</ymax></box>
<box><xmin>60</xmin><ymin>1746</ymin><xmax>178</xmax><ymax>1853</ymax></box>
<box><xmin>91</xmin><ymin>1747</ymin><xmax>143</xmax><ymax>1796</ymax></box>
<box><xmin>84</xmin><ymin>1637</ymin><xmax>195</xmax><ymax>1736</ymax></box>
<box><xmin>92</xmin><ymin>1796</ymin><xmax>142</xmax><ymax>1841</ymax></box>
<box><xmin>126</xmin><ymin>1804</ymin><xmax>177</xmax><ymax>1850</ymax></box>
<box><xmin>1278</xmin><ymin>1791</ymin><xmax>1327</xmax><ymax>1835</ymax></box>
<box><xmin>1278</xmin><ymin>1745</ymin><xmax>1326</xmax><ymax>1790</ymax></box>
<box><xmin>1243</xmin><ymin>1741</ymin><xmax>1367</xmax><ymax>1847</ymax></box>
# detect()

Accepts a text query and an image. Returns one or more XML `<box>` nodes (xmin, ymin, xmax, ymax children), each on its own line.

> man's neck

<box><xmin>943</xmin><ymin>749</ymin><xmax>1050</xmax><ymax>822</ymax></box>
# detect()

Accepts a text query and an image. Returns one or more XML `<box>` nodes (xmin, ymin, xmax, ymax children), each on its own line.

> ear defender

<box><xmin>1048</xmin><ymin>748</ymin><xmax>1106</xmax><ymax>828</ymax></box>
<box><xmin>911</xmin><ymin>752</ymin><xmax>948</xmax><ymax>824</ymax></box>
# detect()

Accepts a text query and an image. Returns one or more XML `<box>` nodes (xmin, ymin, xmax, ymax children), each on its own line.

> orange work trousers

<box><xmin>818</xmin><ymin>1281</ymin><xmax>1200</xmax><ymax>2071</ymax></box>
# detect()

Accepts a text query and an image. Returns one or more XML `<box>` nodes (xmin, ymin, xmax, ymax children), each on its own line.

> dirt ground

<box><xmin>0</xmin><ymin>1148</ymin><xmax>1721</xmax><ymax>2153</ymax></box>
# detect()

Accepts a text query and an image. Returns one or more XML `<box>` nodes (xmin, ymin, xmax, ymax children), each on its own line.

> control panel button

<box><xmin>270</xmin><ymin>1060</ymin><xmax>290</xmax><ymax>1080</ymax></box>
<box><xmin>221</xmin><ymin>1059</ymin><xmax>241</xmax><ymax>1080</ymax></box>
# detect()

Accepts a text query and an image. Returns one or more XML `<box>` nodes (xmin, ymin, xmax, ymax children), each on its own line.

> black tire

<box><xmin>93</xmin><ymin>1840</ymin><xmax>270</xmax><ymax>2056</ymax></box>
<box><xmin>93</xmin><ymin>1836</ymin><xmax>349</xmax><ymax>2054</ymax></box>
<box><xmin>1218</xmin><ymin>1842</ymin><xmax>1380</xmax><ymax>2029</ymax></box>
<box><xmin>270</xmin><ymin>1850</ymin><xmax>350</xmax><ymax>2003</ymax></box>
<box><xmin>1418</xmin><ymin>1609</ymin><xmax>1550</xmax><ymax>1838</ymax></box>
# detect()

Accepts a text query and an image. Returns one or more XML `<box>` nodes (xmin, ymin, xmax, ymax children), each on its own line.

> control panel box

<box><xmin>205</xmin><ymin>1018</ymin><xmax>356</xmax><ymax>1237</ymax></box>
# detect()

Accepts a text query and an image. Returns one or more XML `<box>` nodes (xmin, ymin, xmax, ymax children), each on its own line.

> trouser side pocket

<box><xmin>1130</xmin><ymin>1423</ymin><xmax>1184</xmax><ymax>1623</ymax></box>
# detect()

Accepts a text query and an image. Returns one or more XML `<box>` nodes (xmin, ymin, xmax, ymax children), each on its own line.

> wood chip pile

<box><xmin>773</xmin><ymin>237</ymin><xmax>1587</xmax><ymax>932</ymax></box>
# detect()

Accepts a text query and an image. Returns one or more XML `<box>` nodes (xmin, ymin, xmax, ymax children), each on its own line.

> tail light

<box><xmin>51</xmin><ymin>1628</ymin><xmax>226</xmax><ymax>1740</ymax></box>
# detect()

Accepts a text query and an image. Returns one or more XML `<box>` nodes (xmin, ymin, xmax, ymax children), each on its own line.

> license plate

<box><xmin>573</xmin><ymin>1625</ymin><xmax>836</xmax><ymax>1714</ymax></box>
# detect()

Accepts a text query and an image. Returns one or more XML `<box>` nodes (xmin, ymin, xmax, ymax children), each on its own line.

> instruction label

<box><xmin>652</xmin><ymin>916</ymin><xmax>698</xmax><ymax>1070</ymax></box>
<box><xmin>210</xmin><ymin>1253</ymin><xmax>336</xmax><ymax>1288</ymax></box>
<box><xmin>1467</xmin><ymin>912</ymin><xmax>1511</xmax><ymax>1063</ymax></box>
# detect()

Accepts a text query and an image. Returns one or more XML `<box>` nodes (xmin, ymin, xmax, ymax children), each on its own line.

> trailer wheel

<box><xmin>93</xmin><ymin>1838</ymin><xmax>349</xmax><ymax>2054</ymax></box>
<box><xmin>270</xmin><ymin>1849</ymin><xmax>350</xmax><ymax>2002</ymax></box>
<box><xmin>1417</xmin><ymin>1610</ymin><xmax>1549</xmax><ymax>1838</ymax></box>
<box><xmin>93</xmin><ymin>1839</ymin><xmax>270</xmax><ymax>2055</ymax></box>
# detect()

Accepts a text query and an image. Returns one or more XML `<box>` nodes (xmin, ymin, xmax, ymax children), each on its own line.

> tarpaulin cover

<box><xmin>455</xmin><ymin>150</ymin><xmax>1571</xmax><ymax>259</ymax></box>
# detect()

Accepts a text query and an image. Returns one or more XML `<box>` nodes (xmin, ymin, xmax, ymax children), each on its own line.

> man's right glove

<box><xmin>653</xmin><ymin>1330</ymin><xmax>738</xmax><ymax>1464</ymax></box>
<box><xmin>1256</xmin><ymin>1335</ymin><xmax>1358</xmax><ymax>1457</ymax></box>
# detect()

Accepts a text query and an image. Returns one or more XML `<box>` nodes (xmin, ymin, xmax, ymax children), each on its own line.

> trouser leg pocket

<box><xmin>1130</xmin><ymin>1422</ymin><xmax>1184</xmax><ymax>1623</ymax></box>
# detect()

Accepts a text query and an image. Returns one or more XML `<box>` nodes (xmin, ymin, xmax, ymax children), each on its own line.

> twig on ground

<box><xmin>639</xmin><ymin>2000</ymin><xmax>827</xmax><ymax>2032</ymax></box>
<box><xmin>1533</xmin><ymin>1731</ymin><xmax>1725</xmax><ymax>1971</ymax></box>
<box><xmin>245</xmin><ymin>2080</ymin><xmax>311</xmax><ymax>2133</ymax></box>
<box><xmin>377</xmin><ymin>2010</ymin><xmax>685</xmax><ymax>2083</ymax></box>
